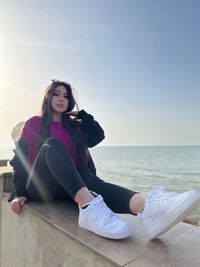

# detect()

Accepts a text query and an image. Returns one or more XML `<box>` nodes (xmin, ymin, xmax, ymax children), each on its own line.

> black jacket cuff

<box><xmin>77</xmin><ymin>110</ymin><xmax>93</xmax><ymax>121</ymax></box>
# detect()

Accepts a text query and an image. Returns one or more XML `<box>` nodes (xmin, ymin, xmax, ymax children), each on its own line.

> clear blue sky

<box><xmin>0</xmin><ymin>0</ymin><xmax>200</xmax><ymax>147</ymax></box>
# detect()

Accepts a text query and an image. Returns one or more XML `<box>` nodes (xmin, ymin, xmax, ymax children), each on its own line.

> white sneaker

<box><xmin>139</xmin><ymin>187</ymin><xmax>200</xmax><ymax>240</ymax></box>
<box><xmin>78</xmin><ymin>195</ymin><xmax>131</xmax><ymax>239</ymax></box>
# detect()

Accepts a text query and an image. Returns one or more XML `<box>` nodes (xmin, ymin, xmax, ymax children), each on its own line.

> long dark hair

<box><xmin>38</xmin><ymin>80</ymin><xmax>89</xmax><ymax>173</ymax></box>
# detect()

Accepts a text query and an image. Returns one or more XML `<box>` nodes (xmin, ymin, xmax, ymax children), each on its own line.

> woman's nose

<box><xmin>59</xmin><ymin>96</ymin><xmax>65</xmax><ymax>101</ymax></box>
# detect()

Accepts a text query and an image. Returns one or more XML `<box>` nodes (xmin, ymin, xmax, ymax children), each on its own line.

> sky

<box><xmin>0</xmin><ymin>0</ymin><xmax>200</xmax><ymax>147</ymax></box>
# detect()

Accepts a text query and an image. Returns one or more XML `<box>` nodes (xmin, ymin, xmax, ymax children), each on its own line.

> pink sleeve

<box><xmin>22</xmin><ymin>116</ymin><xmax>41</xmax><ymax>145</ymax></box>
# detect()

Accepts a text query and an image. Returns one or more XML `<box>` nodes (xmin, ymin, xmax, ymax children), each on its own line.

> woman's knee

<box><xmin>44</xmin><ymin>138</ymin><xmax>66</xmax><ymax>152</ymax></box>
<box><xmin>42</xmin><ymin>137</ymin><xmax>71</xmax><ymax>159</ymax></box>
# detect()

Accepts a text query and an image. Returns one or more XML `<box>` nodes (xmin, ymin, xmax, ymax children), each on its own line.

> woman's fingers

<box><xmin>20</xmin><ymin>196</ymin><xmax>27</xmax><ymax>205</ymax></box>
<box><xmin>66</xmin><ymin>111</ymin><xmax>79</xmax><ymax>117</ymax></box>
<box><xmin>10</xmin><ymin>197</ymin><xmax>27</xmax><ymax>215</ymax></box>
<box><xmin>11</xmin><ymin>201</ymin><xmax>22</xmax><ymax>214</ymax></box>
<box><xmin>21</xmin><ymin>199</ymin><xmax>26</xmax><ymax>205</ymax></box>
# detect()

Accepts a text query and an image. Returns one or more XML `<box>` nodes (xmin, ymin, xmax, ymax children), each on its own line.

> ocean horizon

<box><xmin>90</xmin><ymin>145</ymin><xmax>200</xmax><ymax>223</ymax></box>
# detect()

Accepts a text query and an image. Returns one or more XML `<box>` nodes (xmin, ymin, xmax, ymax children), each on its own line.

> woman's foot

<box><xmin>139</xmin><ymin>187</ymin><xmax>200</xmax><ymax>240</ymax></box>
<box><xmin>78</xmin><ymin>195</ymin><xmax>131</xmax><ymax>239</ymax></box>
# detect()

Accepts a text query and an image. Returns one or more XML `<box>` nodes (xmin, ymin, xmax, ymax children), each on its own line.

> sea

<box><xmin>90</xmin><ymin>145</ymin><xmax>200</xmax><ymax>222</ymax></box>
<box><xmin>1</xmin><ymin>145</ymin><xmax>200</xmax><ymax>222</ymax></box>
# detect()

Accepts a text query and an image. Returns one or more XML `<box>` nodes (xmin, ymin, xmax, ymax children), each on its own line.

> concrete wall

<box><xmin>0</xmin><ymin>168</ymin><xmax>116</xmax><ymax>267</ymax></box>
<box><xmin>0</xmin><ymin>197</ymin><xmax>115</xmax><ymax>267</ymax></box>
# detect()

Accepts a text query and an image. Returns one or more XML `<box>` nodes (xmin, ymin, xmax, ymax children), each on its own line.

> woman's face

<box><xmin>50</xmin><ymin>85</ymin><xmax>69</xmax><ymax>117</ymax></box>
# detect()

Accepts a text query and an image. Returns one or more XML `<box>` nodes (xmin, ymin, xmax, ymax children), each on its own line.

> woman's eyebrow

<box><xmin>54</xmin><ymin>89</ymin><xmax>68</xmax><ymax>95</ymax></box>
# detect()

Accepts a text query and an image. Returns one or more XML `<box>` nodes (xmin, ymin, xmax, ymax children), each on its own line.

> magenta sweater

<box><xmin>22</xmin><ymin>116</ymin><xmax>77</xmax><ymax>167</ymax></box>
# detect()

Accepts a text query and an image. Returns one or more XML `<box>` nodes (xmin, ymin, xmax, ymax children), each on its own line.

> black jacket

<box><xmin>8</xmin><ymin>110</ymin><xmax>105</xmax><ymax>202</ymax></box>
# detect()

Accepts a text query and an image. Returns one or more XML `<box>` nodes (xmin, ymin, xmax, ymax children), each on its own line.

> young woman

<box><xmin>9</xmin><ymin>80</ymin><xmax>200</xmax><ymax>240</ymax></box>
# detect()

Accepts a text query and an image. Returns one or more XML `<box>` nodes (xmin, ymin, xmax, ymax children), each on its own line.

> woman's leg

<box><xmin>26</xmin><ymin>137</ymin><xmax>145</xmax><ymax>213</ymax></box>
<box><xmin>26</xmin><ymin>138</ymin><xmax>131</xmax><ymax>239</ymax></box>
<box><xmin>26</xmin><ymin>137</ymin><xmax>94</xmax><ymax>204</ymax></box>
<box><xmin>82</xmin><ymin>172</ymin><xmax>200</xmax><ymax>240</ymax></box>
<box><xmin>82</xmin><ymin>172</ymin><xmax>145</xmax><ymax>214</ymax></box>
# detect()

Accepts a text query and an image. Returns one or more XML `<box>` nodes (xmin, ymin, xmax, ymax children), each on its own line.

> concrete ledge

<box><xmin>0</xmin><ymin>160</ymin><xmax>9</xmax><ymax>167</ymax></box>
<box><xmin>1</xmin><ymin>196</ymin><xmax>118</xmax><ymax>267</ymax></box>
<box><xmin>2</xmin><ymin>192</ymin><xmax>200</xmax><ymax>267</ymax></box>
<box><xmin>1</xmin><ymin>170</ymin><xmax>200</xmax><ymax>266</ymax></box>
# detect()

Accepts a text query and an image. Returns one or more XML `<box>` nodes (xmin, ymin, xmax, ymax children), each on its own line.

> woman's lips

<box><xmin>57</xmin><ymin>103</ymin><xmax>64</xmax><ymax>108</ymax></box>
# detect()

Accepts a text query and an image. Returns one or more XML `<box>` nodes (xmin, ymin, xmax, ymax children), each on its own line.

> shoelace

<box><xmin>94</xmin><ymin>199</ymin><xmax>116</xmax><ymax>224</ymax></box>
<box><xmin>148</xmin><ymin>186</ymin><xmax>178</xmax><ymax>201</ymax></box>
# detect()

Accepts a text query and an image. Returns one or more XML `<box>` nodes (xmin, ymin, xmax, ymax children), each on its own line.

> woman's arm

<box><xmin>9</xmin><ymin>137</ymin><xmax>29</xmax><ymax>201</ymax></box>
<box><xmin>77</xmin><ymin>110</ymin><xmax>105</xmax><ymax>147</ymax></box>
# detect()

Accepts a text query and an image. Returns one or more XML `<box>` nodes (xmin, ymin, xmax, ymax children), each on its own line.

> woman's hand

<box><xmin>66</xmin><ymin>111</ymin><xmax>79</xmax><ymax>117</ymax></box>
<box><xmin>11</xmin><ymin>196</ymin><xmax>27</xmax><ymax>215</ymax></box>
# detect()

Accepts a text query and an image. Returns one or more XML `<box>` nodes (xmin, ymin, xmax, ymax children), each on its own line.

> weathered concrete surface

<box><xmin>1</xmin><ymin>169</ymin><xmax>200</xmax><ymax>267</ymax></box>
<box><xmin>0</xmin><ymin>160</ymin><xmax>9</xmax><ymax>167</ymax></box>
<box><xmin>1</xmin><ymin>195</ymin><xmax>200</xmax><ymax>267</ymax></box>
<box><xmin>126</xmin><ymin>227</ymin><xmax>200</xmax><ymax>267</ymax></box>
<box><xmin>1</xmin><ymin>198</ymin><xmax>117</xmax><ymax>267</ymax></box>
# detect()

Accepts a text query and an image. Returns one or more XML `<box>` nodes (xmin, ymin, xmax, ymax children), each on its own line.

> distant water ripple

<box><xmin>91</xmin><ymin>146</ymin><xmax>200</xmax><ymax>219</ymax></box>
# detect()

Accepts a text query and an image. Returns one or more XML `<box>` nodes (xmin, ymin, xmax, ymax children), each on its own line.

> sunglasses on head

<box><xmin>50</xmin><ymin>79</ymin><xmax>71</xmax><ymax>87</ymax></box>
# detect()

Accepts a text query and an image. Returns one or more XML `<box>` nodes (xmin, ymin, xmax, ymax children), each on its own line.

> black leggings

<box><xmin>26</xmin><ymin>138</ymin><xmax>137</xmax><ymax>214</ymax></box>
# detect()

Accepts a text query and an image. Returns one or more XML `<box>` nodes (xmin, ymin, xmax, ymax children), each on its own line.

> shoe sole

<box><xmin>79</xmin><ymin>221</ymin><xmax>132</xmax><ymax>239</ymax></box>
<box><xmin>145</xmin><ymin>190</ymin><xmax>200</xmax><ymax>240</ymax></box>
